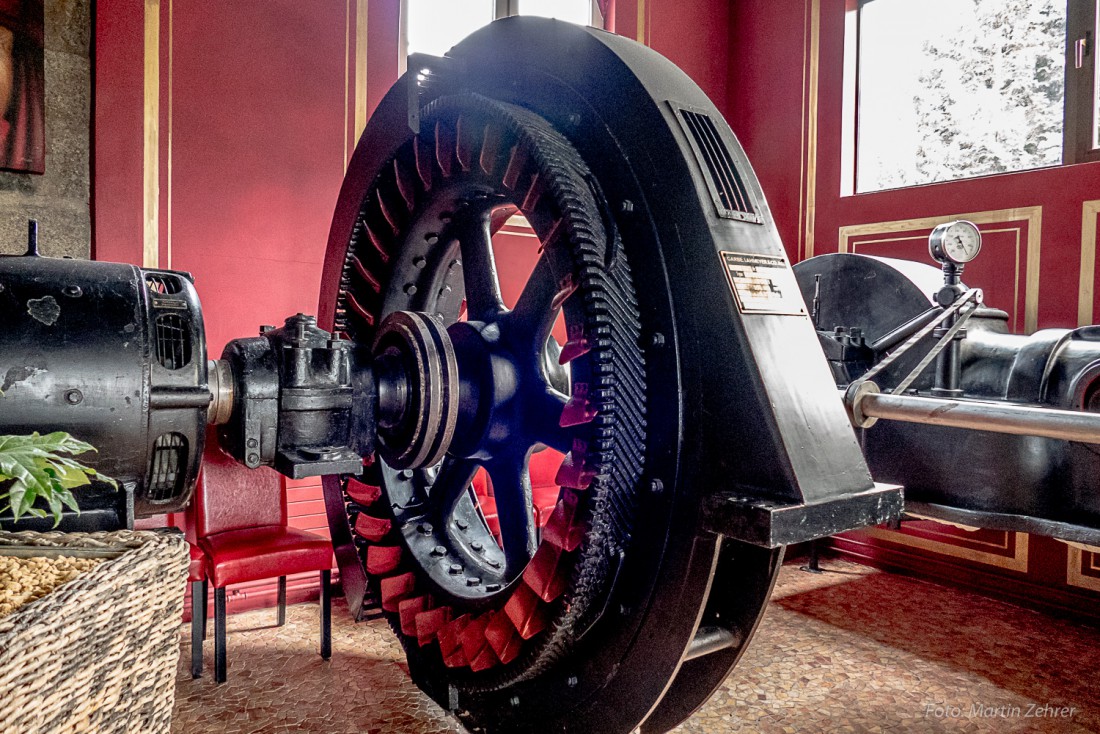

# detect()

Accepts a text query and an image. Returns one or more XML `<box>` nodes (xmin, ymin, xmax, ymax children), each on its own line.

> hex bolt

<box><xmin>400</xmin><ymin>469</ymin><xmax>414</xmax><ymax>480</ymax></box>
<box><xmin>621</xmin><ymin>199</ymin><xmax>634</xmax><ymax>213</ymax></box>
<box><xmin>404</xmin><ymin>283</ymin><xmax>417</xmax><ymax>295</ymax></box>
<box><xmin>466</xmin><ymin>577</ymin><xmax>481</xmax><ymax>586</ymax></box>
<box><xmin>430</xmin><ymin>545</ymin><xmax>447</xmax><ymax>557</ymax></box>
<box><xmin>64</xmin><ymin>389</ymin><xmax>83</xmax><ymax>405</ymax></box>
<box><xmin>650</xmin><ymin>332</ymin><xmax>666</xmax><ymax>348</ymax></box>
<box><xmin>246</xmin><ymin>437</ymin><xmax>258</xmax><ymax>449</ymax></box>
<box><xmin>417</xmin><ymin>522</ymin><xmax>434</xmax><ymax>535</ymax></box>
<box><xmin>488</xmin><ymin>559</ymin><xmax>501</xmax><ymax>569</ymax></box>
<box><xmin>247</xmin><ymin>453</ymin><xmax>259</xmax><ymax>465</ymax></box>
<box><xmin>509</xmin><ymin>696</ymin><xmax>520</xmax><ymax>708</ymax></box>
<box><xmin>567</xmin><ymin>675</ymin><xmax>578</xmax><ymax>688</ymax></box>
<box><xmin>567</xmin><ymin>112</ymin><xmax>581</xmax><ymax>126</ymax></box>
<box><xmin>485</xmin><ymin>583</ymin><xmax>502</xmax><ymax>592</ymax></box>
<box><xmin>649</xmin><ymin>478</ymin><xmax>664</xmax><ymax>494</ymax></box>
<box><xmin>413</xmin><ymin>256</ymin><xmax>427</xmax><ymax>269</ymax></box>
<box><xmin>425</xmin><ymin>232</ymin><xmax>439</xmax><ymax>244</ymax></box>
<box><xmin>449</xmin><ymin>563</ymin><xmax>463</xmax><ymax>574</ymax></box>
<box><xmin>455</xmin><ymin>519</ymin><xmax>469</xmax><ymax>531</ymax></box>
<box><xmin>470</xmin><ymin>541</ymin><xmax>483</xmax><ymax>552</ymax></box>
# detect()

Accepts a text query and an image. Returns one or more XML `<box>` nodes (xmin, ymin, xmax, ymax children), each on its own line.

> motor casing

<box><xmin>0</xmin><ymin>249</ymin><xmax>208</xmax><ymax>527</ymax></box>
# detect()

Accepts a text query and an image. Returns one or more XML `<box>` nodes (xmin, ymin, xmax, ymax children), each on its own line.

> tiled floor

<box><xmin>173</xmin><ymin>560</ymin><xmax>1100</xmax><ymax>733</ymax></box>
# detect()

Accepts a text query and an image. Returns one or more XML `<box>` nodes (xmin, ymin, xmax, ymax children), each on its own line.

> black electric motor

<box><xmin>0</xmin><ymin>224</ymin><xmax>208</xmax><ymax>528</ymax></box>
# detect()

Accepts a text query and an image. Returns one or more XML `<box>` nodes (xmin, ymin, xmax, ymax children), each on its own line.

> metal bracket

<box><xmin>407</xmin><ymin>52</ymin><xmax>465</xmax><ymax>135</ymax></box>
<box><xmin>703</xmin><ymin>483</ymin><xmax>903</xmax><ymax>549</ymax></box>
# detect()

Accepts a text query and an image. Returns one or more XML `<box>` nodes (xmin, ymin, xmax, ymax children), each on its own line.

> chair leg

<box><xmin>320</xmin><ymin>569</ymin><xmax>331</xmax><ymax>660</ymax></box>
<box><xmin>214</xmin><ymin>586</ymin><xmax>227</xmax><ymax>683</ymax></box>
<box><xmin>277</xmin><ymin>576</ymin><xmax>287</xmax><ymax>627</ymax></box>
<box><xmin>190</xmin><ymin>580</ymin><xmax>204</xmax><ymax>679</ymax></box>
<box><xmin>200</xmin><ymin>579</ymin><xmax>208</xmax><ymax>640</ymax></box>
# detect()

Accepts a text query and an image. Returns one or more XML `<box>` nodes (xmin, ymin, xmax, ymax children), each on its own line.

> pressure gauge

<box><xmin>929</xmin><ymin>220</ymin><xmax>982</xmax><ymax>265</ymax></box>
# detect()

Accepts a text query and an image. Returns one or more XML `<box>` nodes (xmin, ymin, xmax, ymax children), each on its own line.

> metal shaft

<box><xmin>860</xmin><ymin>392</ymin><xmax>1100</xmax><ymax>444</ymax></box>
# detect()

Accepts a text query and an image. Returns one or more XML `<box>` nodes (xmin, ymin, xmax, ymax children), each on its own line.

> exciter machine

<box><xmin>3</xmin><ymin>18</ymin><xmax>1100</xmax><ymax>734</ymax></box>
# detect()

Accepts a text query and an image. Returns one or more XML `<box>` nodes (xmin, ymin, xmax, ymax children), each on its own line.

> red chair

<box><xmin>188</xmin><ymin>543</ymin><xmax>208</xmax><ymax>679</ymax></box>
<box><xmin>195</xmin><ymin>445</ymin><xmax>334</xmax><ymax>683</ymax></box>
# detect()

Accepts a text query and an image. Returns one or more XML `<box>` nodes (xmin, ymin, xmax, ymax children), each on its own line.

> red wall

<box><xmin>727</xmin><ymin>0</ymin><xmax>1100</xmax><ymax>619</ymax></box>
<box><xmin>96</xmin><ymin>1</ymin><xmax>363</xmax><ymax>612</ymax></box>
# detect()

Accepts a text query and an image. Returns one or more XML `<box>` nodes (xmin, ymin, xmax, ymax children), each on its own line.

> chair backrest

<box><xmin>195</xmin><ymin>437</ymin><xmax>286</xmax><ymax>539</ymax></box>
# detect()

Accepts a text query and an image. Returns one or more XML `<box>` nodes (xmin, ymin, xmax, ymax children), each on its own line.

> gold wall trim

<box><xmin>863</xmin><ymin>527</ymin><xmax>1029</xmax><ymax>573</ymax></box>
<box><xmin>344</xmin><ymin>0</ymin><xmax>351</xmax><ymax>167</ymax></box>
<box><xmin>166</xmin><ymin>0</ymin><xmax>173</xmax><ymax>268</ymax></box>
<box><xmin>636</xmin><ymin>0</ymin><xmax>646</xmax><ymax>44</ymax></box>
<box><xmin>143</xmin><ymin>0</ymin><xmax>160</xmax><ymax>269</ymax></box>
<box><xmin>838</xmin><ymin>206</ymin><xmax>1043</xmax><ymax>333</ymax></box>
<box><xmin>1067</xmin><ymin>546</ymin><xmax>1100</xmax><ymax>592</ymax></box>
<box><xmin>354</xmin><ymin>0</ymin><xmax>369</xmax><ymax>142</ymax></box>
<box><xmin>852</xmin><ymin>226</ymin><xmax>1023</xmax><ymax>331</ymax></box>
<box><xmin>800</xmin><ymin>0</ymin><xmax>820</xmax><ymax>260</ymax></box>
<box><xmin>1078</xmin><ymin>199</ymin><xmax>1100</xmax><ymax>326</ymax></box>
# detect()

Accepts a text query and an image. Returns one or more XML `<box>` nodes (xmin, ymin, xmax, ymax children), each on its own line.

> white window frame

<box><xmin>400</xmin><ymin>0</ymin><xmax>603</xmax><ymax>73</ymax></box>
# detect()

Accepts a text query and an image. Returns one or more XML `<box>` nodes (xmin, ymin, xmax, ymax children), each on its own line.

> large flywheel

<box><xmin>317</xmin><ymin>16</ymin><xmax>884</xmax><ymax>734</ymax></box>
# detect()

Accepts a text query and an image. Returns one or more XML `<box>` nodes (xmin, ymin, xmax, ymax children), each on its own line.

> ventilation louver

<box><xmin>154</xmin><ymin>313</ymin><xmax>192</xmax><ymax>369</ymax></box>
<box><xmin>148</xmin><ymin>433</ymin><xmax>187</xmax><ymax>502</ymax></box>
<box><xmin>145</xmin><ymin>274</ymin><xmax>183</xmax><ymax>294</ymax></box>
<box><xmin>673</xmin><ymin>105</ymin><xmax>761</xmax><ymax>223</ymax></box>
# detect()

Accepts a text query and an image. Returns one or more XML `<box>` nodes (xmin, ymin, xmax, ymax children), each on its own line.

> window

<box><xmin>1066</xmin><ymin>0</ymin><xmax>1100</xmax><ymax>163</ymax></box>
<box><xmin>850</xmin><ymin>0</ymin><xmax>1098</xmax><ymax>194</ymax></box>
<box><xmin>403</xmin><ymin>0</ymin><xmax>599</xmax><ymax>60</ymax></box>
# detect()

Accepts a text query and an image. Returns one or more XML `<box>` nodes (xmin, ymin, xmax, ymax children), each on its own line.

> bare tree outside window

<box><xmin>857</xmin><ymin>0</ymin><xmax>1066</xmax><ymax>192</ymax></box>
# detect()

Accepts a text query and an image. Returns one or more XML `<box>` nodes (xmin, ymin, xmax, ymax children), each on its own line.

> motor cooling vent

<box><xmin>145</xmin><ymin>274</ymin><xmax>183</xmax><ymax>294</ymax></box>
<box><xmin>673</xmin><ymin>105</ymin><xmax>761</xmax><ymax>223</ymax></box>
<box><xmin>147</xmin><ymin>433</ymin><xmax>188</xmax><ymax>502</ymax></box>
<box><xmin>154</xmin><ymin>313</ymin><xmax>192</xmax><ymax>369</ymax></box>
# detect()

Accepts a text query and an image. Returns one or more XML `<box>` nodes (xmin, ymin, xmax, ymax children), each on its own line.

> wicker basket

<box><xmin>0</xmin><ymin>530</ymin><xmax>188</xmax><ymax>734</ymax></box>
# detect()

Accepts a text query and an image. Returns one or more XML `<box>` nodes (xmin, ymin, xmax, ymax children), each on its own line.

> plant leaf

<box><xmin>0</xmin><ymin>431</ymin><xmax>115</xmax><ymax>525</ymax></box>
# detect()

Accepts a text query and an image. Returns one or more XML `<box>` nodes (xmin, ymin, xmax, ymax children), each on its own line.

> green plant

<box><xmin>0</xmin><ymin>432</ymin><xmax>115</xmax><ymax>527</ymax></box>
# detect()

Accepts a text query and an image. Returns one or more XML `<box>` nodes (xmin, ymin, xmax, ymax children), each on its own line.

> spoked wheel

<box><xmin>319</xmin><ymin>17</ymin><xmax>791</xmax><ymax>734</ymax></box>
<box><xmin>333</xmin><ymin>90</ymin><xmax>652</xmax><ymax>677</ymax></box>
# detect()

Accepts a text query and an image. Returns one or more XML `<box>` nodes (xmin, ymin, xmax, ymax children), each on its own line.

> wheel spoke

<box><xmin>451</xmin><ymin>207</ymin><xmax>504</xmax><ymax>321</ymax></box>
<box><xmin>486</xmin><ymin>455</ymin><xmax>537</xmax><ymax>570</ymax></box>
<box><xmin>528</xmin><ymin>388</ymin><xmax>571</xmax><ymax>453</ymax></box>
<box><xmin>428</xmin><ymin>455</ymin><xmax>480</xmax><ymax>520</ymax></box>
<box><xmin>508</xmin><ymin>254</ymin><xmax>559</xmax><ymax>352</ymax></box>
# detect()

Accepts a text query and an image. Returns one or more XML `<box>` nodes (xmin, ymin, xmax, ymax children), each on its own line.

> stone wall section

<box><xmin>0</xmin><ymin>0</ymin><xmax>90</xmax><ymax>258</ymax></box>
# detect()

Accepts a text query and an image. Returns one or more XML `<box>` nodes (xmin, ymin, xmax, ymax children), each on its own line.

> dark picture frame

<box><xmin>0</xmin><ymin>0</ymin><xmax>43</xmax><ymax>173</ymax></box>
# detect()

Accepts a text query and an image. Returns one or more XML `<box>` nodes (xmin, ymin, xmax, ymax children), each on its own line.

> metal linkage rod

<box><xmin>859</xmin><ymin>392</ymin><xmax>1100</xmax><ymax>445</ymax></box>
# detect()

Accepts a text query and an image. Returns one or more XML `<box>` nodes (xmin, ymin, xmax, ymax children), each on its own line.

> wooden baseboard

<box><xmin>829</xmin><ymin>536</ymin><xmax>1100</xmax><ymax>627</ymax></box>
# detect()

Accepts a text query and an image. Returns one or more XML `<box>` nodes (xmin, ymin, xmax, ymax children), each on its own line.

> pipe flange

<box><xmin>372</xmin><ymin>310</ymin><xmax>459</xmax><ymax>469</ymax></box>
<box><xmin>845</xmin><ymin>379</ymin><xmax>880</xmax><ymax>429</ymax></box>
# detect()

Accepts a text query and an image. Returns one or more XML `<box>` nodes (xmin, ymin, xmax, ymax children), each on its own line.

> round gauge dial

<box><xmin>929</xmin><ymin>220</ymin><xmax>982</xmax><ymax>265</ymax></box>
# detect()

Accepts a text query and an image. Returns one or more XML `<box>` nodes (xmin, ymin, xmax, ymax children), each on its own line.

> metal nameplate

<box><xmin>719</xmin><ymin>251</ymin><xmax>805</xmax><ymax>316</ymax></box>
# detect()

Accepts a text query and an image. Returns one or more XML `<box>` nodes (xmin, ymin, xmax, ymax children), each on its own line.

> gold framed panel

<box><xmin>798</xmin><ymin>0</ymin><xmax>821</xmax><ymax>260</ymax></box>
<box><xmin>862</xmin><ymin>526</ymin><xmax>1029</xmax><ymax>573</ymax></box>
<box><xmin>1067</xmin><ymin>546</ymin><xmax>1100</xmax><ymax>593</ymax></box>
<box><xmin>1077</xmin><ymin>199</ymin><xmax>1100</xmax><ymax>326</ymax></box>
<box><xmin>837</xmin><ymin>206</ymin><xmax>1042</xmax><ymax>333</ymax></box>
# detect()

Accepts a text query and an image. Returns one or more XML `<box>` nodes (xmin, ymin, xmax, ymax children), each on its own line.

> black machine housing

<box><xmin>0</xmin><ymin>239</ymin><xmax>208</xmax><ymax>527</ymax></box>
<box><xmin>796</xmin><ymin>253</ymin><xmax>1100</xmax><ymax>546</ymax></box>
